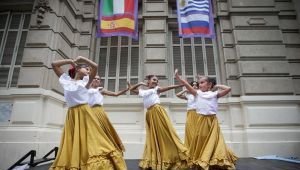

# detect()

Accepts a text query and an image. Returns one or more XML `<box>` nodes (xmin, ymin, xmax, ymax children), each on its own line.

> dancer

<box><xmin>175</xmin><ymin>69</ymin><xmax>238</xmax><ymax>170</ymax></box>
<box><xmin>88</xmin><ymin>75</ymin><xmax>130</xmax><ymax>153</ymax></box>
<box><xmin>50</xmin><ymin>56</ymin><xmax>127</xmax><ymax>170</ymax></box>
<box><xmin>129</xmin><ymin>75</ymin><xmax>189</xmax><ymax>170</ymax></box>
<box><xmin>176</xmin><ymin>81</ymin><xmax>199</xmax><ymax>148</ymax></box>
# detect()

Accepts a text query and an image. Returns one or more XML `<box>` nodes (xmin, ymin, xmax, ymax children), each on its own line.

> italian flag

<box><xmin>98</xmin><ymin>0</ymin><xmax>138</xmax><ymax>39</ymax></box>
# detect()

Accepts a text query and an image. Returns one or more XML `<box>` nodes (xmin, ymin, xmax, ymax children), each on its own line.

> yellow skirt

<box><xmin>49</xmin><ymin>104</ymin><xmax>127</xmax><ymax>170</ymax></box>
<box><xmin>184</xmin><ymin>109</ymin><xmax>198</xmax><ymax>148</ymax></box>
<box><xmin>91</xmin><ymin>105</ymin><xmax>125</xmax><ymax>152</ymax></box>
<box><xmin>189</xmin><ymin>114</ymin><xmax>238</xmax><ymax>170</ymax></box>
<box><xmin>139</xmin><ymin>104</ymin><xmax>189</xmax><ymax>170</ymax></box>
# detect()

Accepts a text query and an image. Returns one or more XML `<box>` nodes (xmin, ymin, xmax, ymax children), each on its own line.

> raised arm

<box><xmin>129</xmin><ymin>82</ymin><xmax>147</xmax><ymax>94</ymax></box>
<box><xmin>75</xmin><ymin>56</ymin><xmax>98</xmax><ymax>86</ymax></box>
<box><xmin>174</xmin><ymin>69</ymin><xmax>197</xmax><ymax>96</ymax></box>
<box><xmin>158</xmin><ymin>84</ymin><xmax>183</xmax><ymax>94</ymax></box>
<box><xmin>176</xmin><ymin>89</ymin><xmax>188</xmax><ymax>100</ymax></box>
<box><xmin>51</xmin><ymin>59</ymin><xmax>75</xmax><ymax>77</ymax></box>
<box><xmin>215</xmin><ymin>84</ymin><xmax>231</xmax><ymax>98</ymax></box>
<box><xmin>102</xmin><ymin>82</ymin><xmax>130</xmax><ymax>96</ymax></box>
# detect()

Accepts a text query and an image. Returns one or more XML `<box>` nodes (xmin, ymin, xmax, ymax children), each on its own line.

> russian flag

<box><xmin>177</xmin><ymin>0</ymin><xmax>215</xmax><ymax>38</ymax></box>
<box><xmin>97</xmin><ymin>0</ymin><xmax>138</xmax><ymax>40</ymax></box>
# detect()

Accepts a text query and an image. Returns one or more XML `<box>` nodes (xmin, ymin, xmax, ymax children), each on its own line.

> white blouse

<box><xmin>139</xmin><ymin>86</ymin><xmax>160</xmax><ymax>109</ymax></box>
<box><xmin>59</xmin><ymin>73</ymin><xmax>89</xmax><ymax>107</ymax></box>
<box><xmin>88</xmin><ymin>87</ymin><xmax>103</xmax><ymax>106</ymax></box>
<box><xmin>196</xmin><ymin>90</ymin><xmax>218</xmax><ymax>115</ymax></box>
<box><xmin>186</xmin><ymin>93</ymin><xmax>197</xmax><ymax>110</ymax></box>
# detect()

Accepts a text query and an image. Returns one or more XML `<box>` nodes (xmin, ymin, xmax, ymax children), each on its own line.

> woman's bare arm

<box><xmin>215</xmin><ymin>84</ymin><xmax>231</xmax><ymax>98</ymax></box>
<box><xmin>158</xmin><ymin>84</ymin><xmax>183</xmax><ymax>94</ymax></box>
<box><xmin>174</xmin><ymin>69</ymin><xmax>197</xmax><ymax>96</ymax></box>
<box><xmin>176</xmin><ymin>89</ymin><xmax>188</xmax><ymax>100</ymax></box>
<box><xmin>51</xmin><ymin>59</ymin><xmax>75</xmax><ymax>77</ymax></box>
<box><xmin>129</xmin><ymin>82</ymin><xmax>147</xmax><ymax>94</ymax></box>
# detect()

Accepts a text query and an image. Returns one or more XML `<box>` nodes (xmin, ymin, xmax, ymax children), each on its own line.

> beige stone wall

<box><xmin>0</xmin><ymin>0</ymin><xmax>300</xmax><ymax>169</ymax></box>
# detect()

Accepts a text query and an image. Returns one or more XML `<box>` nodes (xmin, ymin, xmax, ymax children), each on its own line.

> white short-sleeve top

<box><xmin>88</xmin><ymin>87</ymin><xmax>103</xmax><ymax>106</ymax></box>
<box><xmin>139</xmin><ymin>86</ymin><xmax>160</xmax><ymax>109</ymax></box>
<box><xmin>59</xmin><ymin>73</ymin><xmax>89</xmax><ymax>107</ymax></box>
<box><xmin>196</xmin><ymin>90</ymin><xmax>218</xmax><ymax>115</ymax></box>
<box><xmin>186</xmin><ymin>93</ymin><xmax>197</xmax><ymax>110</ymax></box>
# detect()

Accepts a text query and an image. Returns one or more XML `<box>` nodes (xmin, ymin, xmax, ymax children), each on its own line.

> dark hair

<box><xmin>189</xmin><ymin>80</ymin><xmax>199</xmax><ymax>87</ymax></box>
<box><xmin>68</xmin><ymin>64</ymin><xmax>90</xmax><ymax>79</ymax></box>
<box><xmin>146</xmin><ymin>75</ymin><xmax>156</xmax><ymax>80</ymax></box>
<box><xmin>208</xmin><ymin>77</ymin><xmax>216</xmax><ymax>88</ymax></box>
<box><xmin>198</xmin><ymin>76</ymin><xmax>216</xmax><ymax>88</ymax></box>
<box><xmin>68</xmin><ymin>66</ymin><xmax>76</xmax><ymax>78</ymax></box>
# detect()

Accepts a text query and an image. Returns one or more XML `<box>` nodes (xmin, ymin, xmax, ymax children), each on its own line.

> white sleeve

<box><xmin>59</xmin><ymin>73</ymin><xmax>71</xmax><ymax>86</ymax></box>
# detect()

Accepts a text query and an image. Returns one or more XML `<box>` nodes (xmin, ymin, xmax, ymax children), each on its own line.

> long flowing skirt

<box><xmin>91</xmin><ymin>105</ymin><xmax>125</xmax><ymax>152</ymax></box>
<box><xmin>184</xmin><ymin>109</ymin><xmax>198</xmax><ymax>148</ymax></box>
<box><xmin>189</xmin><ymin>114</ymin><xmax>238</xmax><ymax>170</ymax></box>
<box><xmin>49</xmin><ymin>104</ymin><xmax>127</xmax><ymax>170</ymax></box>
<box><xmin>139</xmin><ymin>104</ymin><xmax>189</xmax><ymax>170</ymax></box>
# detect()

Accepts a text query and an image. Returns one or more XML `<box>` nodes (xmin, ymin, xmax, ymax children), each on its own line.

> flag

<box><xmin>177</xmin><ymin>0</ymin><xmax>215</xmax><ymax>38</ymax></box>
<box><xmin>97</xmin><ymin>0</ymin><xmax>138</xmax><ymax>39</ymax></box>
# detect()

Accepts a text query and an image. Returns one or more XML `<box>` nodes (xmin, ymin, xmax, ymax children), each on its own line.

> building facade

<box><xmin>0</xmin><ymin>0</ymin><xmax>300</xmax><ymax>169</ymax></box>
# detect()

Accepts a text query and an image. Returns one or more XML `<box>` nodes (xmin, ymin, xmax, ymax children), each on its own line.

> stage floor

<box><xmin>28</xmin><ymin>158</ymin><xmax>300</xmax><ymax>170</ymax></box>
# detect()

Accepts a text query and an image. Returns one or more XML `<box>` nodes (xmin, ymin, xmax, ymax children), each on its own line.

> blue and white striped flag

<box><xmin>177</xmin><ymin>0</ymin><xmax>215</xmax><ymax>38</ymax></box>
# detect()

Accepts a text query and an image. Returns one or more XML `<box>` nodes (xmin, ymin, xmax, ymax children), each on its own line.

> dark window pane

<box><xmin>11</xmin><ymin>67</ymin><xmax>20</xmax><ymax>87</ymax></box>
<box><xmin>15</xmin><ymin>31</ymin><xmax>27</xmax><ymax>65</ymax></box>
<box><xmin>130</xmin><ymin>47</ymin><xmax>139</xmax><ymax>76</ymax></box>
<box><xmin>121</xmin><ymin>37</ymin><xmax>128</xmax><ymax>45</ymax></box>
<box><xmin>107</xmin><ymin>79</ymin><xmax>115</xmax><ymax>91</ymax></box>
<box><xmin>98</xmin><ymin>48</ymin><xmax>107</xmax><ymax>77</ymax></box>
<box><xmin>205</xmin><ymin>38</ymin><xmax>212</xmax><ymax>44</ymax></box>
<box><xmin>206</xmin><ymin>46</ymin><xmax>216</xmax><ymax>75</ymax></box>
<box><xmin>100</xmin><ymin>37</ymin><xmax>108</xmax><ymax>46</ymax></box>
<box><xmin>0</xmin><ymin>31</ymin><xmax>3</xmax><ymax>46</ymax></box>
<box><xmin>118</xmin><ymin>79</ymin><xmax>127</xmax><ymax>94</ymax></box>
<box><xmin>172</xmin><ymin>31</ymin><xmax>180</xmax><ymax>44</ymax></box>
<box><xmin>184</xmin><ymin>46</ymin><xmax>193</xmax><ymax>75</ymax></box>
<box><xmin>1</xmin><ymin>31</ymin><xmax>17</xmax><ymax>65</ymax></box>
<box><xmin>120</xmin><ymin>47</ymin><xmax>128</xmax><ymax>76</ymax></box>
<box><xmin>173</xmin><ymin>46</ymin><xmax>181</xmax><ymax>73</ymax></box>
<box><xmin>195</xmin><ymin>46</ymin><xmax>204</xmax><ymax>75</ymax></box>
<box><xmin>23</xmin><ymin>14</ymin><xmax>31</xmax><ymax>29</ymax></box>
<box><xmin>108</xmin><ymin>47</ymin><xmax>117</xmax><ymax>77</ymax></box>
<box><xmin>194</xmin><ymin>37</ymin><xmax>202</xmax><ymax>44</ymax></box>
<box><xmin>10</xmin><ymin>14</ymin><xmax>21</xmax><ymax>29</ymax></box>
<box><xmin>111</xmin><ymin>36</ymin><xmax>118</xmax><ymax>46</ymax></box>
<box><xmin>130</xmin><ymin>78</ymin><xmax>138</xmax><ymax>95</ymax></box>
<box><xmin>0</xmin><ymin>68</ymin><xmax>9</xmax><ymax>87</ymax></box>
<box><xmin>183</xmin><ymin>38</ymin><xmax>191</xmax><ymax>44</ymax></box>
<box><xmin>0</xmin><ymin>14</ymin><xmax>8</xmax><ymax>29</ymax></box>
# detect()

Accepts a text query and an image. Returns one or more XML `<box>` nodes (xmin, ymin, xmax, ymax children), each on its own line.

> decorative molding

<box><xmin>34</xmin><ymin>0</ymin><xmax>52</xmax><ymax>25</ymax></box>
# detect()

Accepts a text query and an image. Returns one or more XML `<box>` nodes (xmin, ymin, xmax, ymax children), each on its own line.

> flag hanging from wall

<box><xmin>97</xmin><ymin>0</ymin><xmax>138</xmax><ymax>39</ymax></box>
<box><xmin>177</xmin><ymin>0</ymin><xmax>215</xmax><ymax>38</ymax></box>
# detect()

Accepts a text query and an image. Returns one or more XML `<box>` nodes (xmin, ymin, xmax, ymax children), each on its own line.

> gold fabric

<box><xmin>139</xmin><ymin>104</ymin><xmax>189</xmax><ymax>170</ymax></box>
<box><xmin>184</xmin><ymin>109</ymin><xmax>198</xmax><ymax>148</ymax></box>
<box><xmin>91</xmin><ymin>105</ymin><xmax>125</xmax><ymax>152</ymax></box>
<box><xmin>189</xmin><ymin>114</ymin><xmax>238</xmax><ymax>170</ymax></box>
<box><xmin>49</xmin><ymin>104</ymin><xmax>127</xmax><ymax>170</ymax></box>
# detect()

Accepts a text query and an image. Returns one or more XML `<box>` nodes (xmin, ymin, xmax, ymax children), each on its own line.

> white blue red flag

<box><xmin>177</xmin><ymin>0</ymin><xmax>215</xmax><ymax>38</ymax></box>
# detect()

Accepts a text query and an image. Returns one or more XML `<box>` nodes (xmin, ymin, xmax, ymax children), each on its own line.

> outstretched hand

<box><xmin>174</xmin><ymin>69</ymin><xmax>181</xmax><ymax>79</ymax></box>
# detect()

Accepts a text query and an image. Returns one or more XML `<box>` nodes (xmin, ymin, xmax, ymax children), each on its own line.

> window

<box><xmin>95</xmin><ymin>36</ymin><xmax>141</xmax><ymax>96</ymax></box>
<box><xmin>169</xmin><ymin>30</ymin><xmax>219</xmax><ymax>94</ymax></box>
<box><xmin>0</xmin><ymin>12</ymin><xmax>30</xmax><ymax>88</ymax></box>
